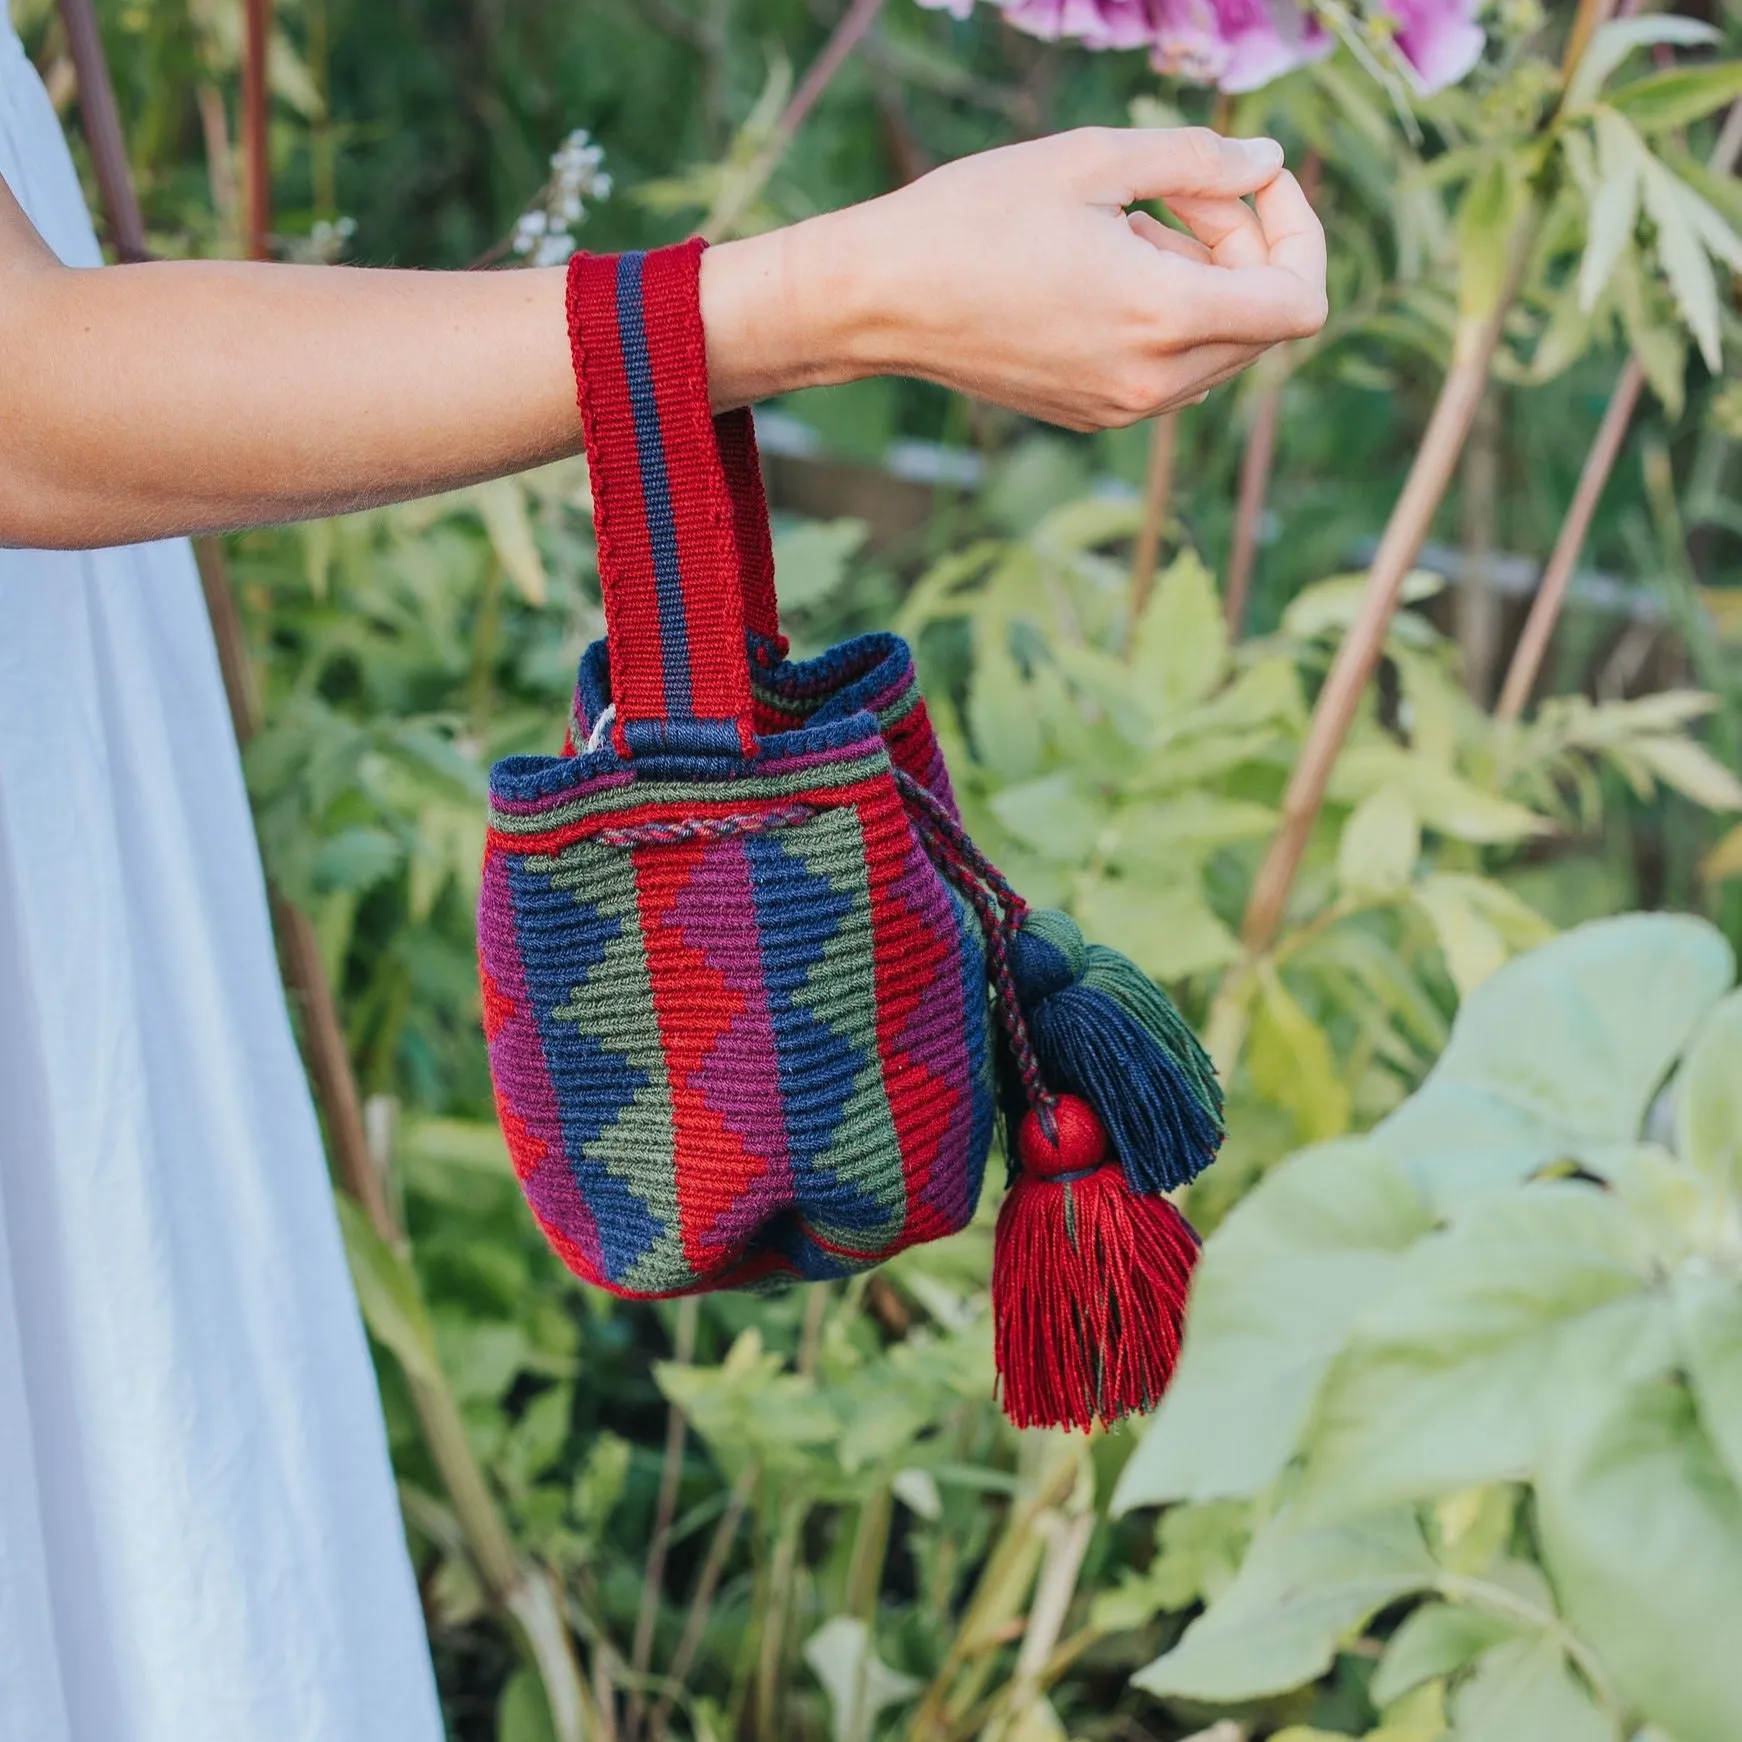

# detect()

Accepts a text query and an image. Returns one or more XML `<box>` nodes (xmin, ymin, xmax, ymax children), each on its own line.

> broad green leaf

<box><xmin>1372</xmin><ymin>1603</ymin><xmax>1522</xmax><ymax>1708</ymax></box>
<box><xmin>1130</xmin><ymin>549</ymin><xmax>1228</xmax><ymax>724</ymax></box>
<box><xmin>1295</xmin><ymin>1185</ymin><xmax>1659</xmax><ymax>1520</ymax></box>
<box><xmin>1579</xmin><ymin>111</ymin><xmax>1641</xmax><ymax>311</ymax></box>
<box><xmin>1639</xmin><ymin>150</ymin><xmax>1723</xmax><ymax>370</ymax></box>
<box><xmin>1566</xmin><ymin>16</ymin><xmax>1719</xmax><ymax>111</ymax></box>
<box><xmin>989</xmin><ymin>772</ymin><xmax>1106</xmax><ymax>865</ymax></box>
<box><xmin>658</xmin><ymin>1331</ymin><xmax>839</xmax><ymax>1473</ymax></box>
<box><xmin>1050</xmin><ymin>640</ymin><xmax>1153</xmax><ymax>749</ymax></box>
<box><xmin>1249</xmin><ymin>967</ymin><xmax>1352</xmax><ymax>1143</ymax></box>
<box><xmin>1432</xmin><ymin>875</ymin><xmax>1556</xmax><ymax>951</ymax></box>
<box><xmin>1450</xmin><ymin>1635</ymin><xmax>1617</xmax><ymax>1742</ymax></box>
<box><xmin>1678</xmin><ymin>991</ymin><xmax>1742</xmax><ymax>1193</ymax></box>
<box><xmin>1703</xmin><ymin>822</ymin><xmax>1742</xmax><ymax>884</ymax></box>
<box><xmin>1091</xmin><ymin>1507</ymin><xmax>1252</xmax><ymax>1634</ymax></box>
<box><xmin>1608</xmin><ymin>60</ymin><xmax>1742</xmax><ymax>132</ymax></box>
<box><xmin>471</xmin><ymin>478</ymin><xmax>547</xmax><ymax>606</ymax></box>
<box><xmin>1032</xmin><ymin>493</ymin><xmax>1144</xmax><ymax>554</ymax></box>
<box><xmin>1602</xmin><ymin>1147</ymin><xmax>1721</xmax><ymax>1275</ymax></box>
<box><xmin>497</xmin><ymin>1667</ymin><xmax>558</xmax><ymax>1742</ymax></box>
<box><xmin>1110</xmin><ymin>793</ymin><xmax>1278</xmax><ymax>867</ymax></box>
<box><xmin>894</xmin><ymin>540</ymin><xmax>1004</xmax><ymax>637</ymax></box>
<box><xmin>1539</xmin><ymin>1368</ymin><xmax>1742</xmax><ymax>1742</ymax></box>
<box><xmin>968</xmin><ymin>631</ymin><xmax>1044</xmax><ymax>782</ymax></box>
<box><xmin>891</xmin><ymin>1467</ymin><xmax>942</xmax><ymax>1521</ymax></box>
<box><xmin>1403</xmin><ymin>767</ymin><xmax>1547</xmax><ymax>845</ymax></box>
<box><xmin>771</xmin><ymin>517</ymin><xmax>867</xmax><ymax>610</ymax></box>
<box><xmin>312</xmin><ymin>825</ymin><xmax>405</xmax><ymax>894</ymax></box>
<box><xmin>1074</xmin><ymin>874</ymin><xmax>1240</xmax><ymax>982</ymax></box>
<box><xmin>1282</xmin><ymin>569</ymin><xmax>1443</xmax><ymax>641</ymax></box>
<box><xmin>1614</xmin><ymin>248</ymin><xmax>1688</xmax><ymax>416</ymax></box>
<box><xmin>1375</xmin><ymin>915</ymin><xmax>1735</xmax><ymax>1199</ymax></box>
<box><xmin>1339</xmin><ymin>785</ymin><xmax>1420</xmax><ymax>898</ymax></box>
<box><xmin>1414</xmin><ymin>878</ymin><xmax>1508</xmax><ymax>999</ymax></box>
<box><xmin>1372</xmin><ymin>1682</ymin><xmax>1452</xmax><ymax>1742</ymax></box>
<box><xmin>1531</xmin><ymin>275</ymin><xmax>1601</xmax><ymax>381</ymax></box>
<box><xmin>399</xmin><ymin>1115</ymin><xmax>512</xmax><ymax>1176</ymax></box>
<box><xmin>1676</xmin><ymin>1274</ymin><xmax>1742</xmax><ymax>1498</ymax></box>
<box><xmin>1132</xmin><ymin>1509</ymin><xmax>1438</xmax><ymax>1702</ymax></box>
<box><xmin>1630</xmin><ymin>734</ymin><xmax>1742</xmax><ymax>811</ymax></box>
<box><xmin>1330</xmin><ymin>748</ymin><xmax>1546</xmax><ymax>844</ymax></box>
<box><xmin>803</xmin><ymin>1617</ymin><xmax>921</xmax><ymax>1742</ymax></box>
<box><xmin>336</xmin><ymin>1195</ymin><xmax>442</xmax><ymax>1384</ymax></box>
<box><xmin>1431</xmin><ymin>1484</ymin><xmax>1518</xmax><ymax>1577</ymax></box>
<box><xmin>1113</xmin><ymin>1143</ymin><xmax>1434</xmax><ymax>1509</ymax></box>
<box><xmin>1412</xmin><ymin>877</ymin><xmax>1547</xmax><ymax>990</ymax></box>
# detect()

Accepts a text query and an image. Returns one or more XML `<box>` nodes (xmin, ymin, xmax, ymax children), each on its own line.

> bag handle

<box><xmin>567</xmin><ymin>239</ymin><xmax>783</xmax><ymax>758</ymax></box>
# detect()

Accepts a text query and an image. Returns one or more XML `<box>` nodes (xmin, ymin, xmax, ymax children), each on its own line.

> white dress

<box><xmin>0</xmin><ymin>21</ymin><xmax>445</xmax><ymax>1742</ymax></box>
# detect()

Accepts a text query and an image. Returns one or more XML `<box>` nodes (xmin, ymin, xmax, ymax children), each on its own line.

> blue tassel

<box><xmin>1004</xmin><ymin>910</ymin><xmax>1223</xmax><ymax>1193</ymax></box>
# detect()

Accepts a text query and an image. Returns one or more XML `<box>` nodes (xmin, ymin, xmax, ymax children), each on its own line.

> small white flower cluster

<box><xmin>284</xmin><ymin>216</ymin><xmax>358</xmax><ymax>265</ymax></box>
<box><xmin>511</xmin><ymin>130</ymin><xmax>612</xmax><ymax>268</ymax></box>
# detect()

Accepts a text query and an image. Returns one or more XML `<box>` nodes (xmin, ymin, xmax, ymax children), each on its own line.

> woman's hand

<box><xmin>701</xmin><ymin>127</ymin><xmax>1327</xmax><ymax>430</ymax></box>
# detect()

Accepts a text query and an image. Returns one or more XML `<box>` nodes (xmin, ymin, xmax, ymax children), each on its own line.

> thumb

<box><xmin>1103</xmin><ymin>127</ymin><xmax>1286</xmax><ymax>203</ymax></box>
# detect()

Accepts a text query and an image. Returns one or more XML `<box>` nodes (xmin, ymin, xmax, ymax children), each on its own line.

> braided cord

<box><xmin>892</xmin><ymin>770</ymin><xmax>1056</xmax><ymax>1127</ymax></box>
<box><xmin>593</xmin><ymin>803</ymin><xmax>815</xmax><ymax>848</ymax></box>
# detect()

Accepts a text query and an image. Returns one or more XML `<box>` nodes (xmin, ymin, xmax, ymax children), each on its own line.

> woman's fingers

<box><xmin>1152</xmin><ymin>252</ymin><xmax>1327</xmax><ymax>345</ymax></box>
<box><xmin>1254</xmin><ymin>170</ymin><xmax>1328</xmax><ymax>288</ymax></box>
<box><xmin>1101</xmin><ymin>127</ymin><xmax>1284</xmax><ymax>204</ymax></box>
<box><xmin>1127</xmin><ymin>210</ymin><xmax>1213</xmax><ymax>264</ymax></box>
<box><xmin>1164</xmin><ymin>192</ymin><xmax>1271</xmax><ymax>270</ymax></box>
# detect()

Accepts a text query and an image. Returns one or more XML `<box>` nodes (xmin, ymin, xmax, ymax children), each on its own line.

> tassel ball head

<box><xmin>1017</xmin><ymin>1093</ymin><xmax>1109</xmax><ymax>1178</ymax></box>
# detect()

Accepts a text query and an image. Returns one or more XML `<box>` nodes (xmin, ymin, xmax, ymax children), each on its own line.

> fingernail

<box><xmin>1236</xmin><ymin>137</ymin><xmax>1285</xmax><ymax>172</ymax></box>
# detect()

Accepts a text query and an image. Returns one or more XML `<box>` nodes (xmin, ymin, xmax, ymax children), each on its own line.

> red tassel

<box><xmin>993</xmin><ymin>1094</ymin><xmax>1199</xmax><ymax>1432</ymax></box>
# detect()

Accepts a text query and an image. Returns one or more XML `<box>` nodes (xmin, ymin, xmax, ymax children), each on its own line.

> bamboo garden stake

<box><xmin>1497</xmin><ymin>99</ymin><xmax>1742</xmax><ymax>722</ymax></box>
<box><xmin>1238</xmin><ymin>0</ymin><xmax>1618</xmax><ymax>954</ymax></box>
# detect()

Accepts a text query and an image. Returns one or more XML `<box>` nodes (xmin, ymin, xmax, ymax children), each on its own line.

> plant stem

<box><xmin>627</xmin><ymin>1297</ymin><xmax>700</xmax><ymax>1742</ymax></box>
<box><xmin>243</xmin><ymin>0</ymin><xmax>271</xmax><ymax>260</ymax></box>
<box><xmin>1561</xmin><ymin>0</ymin><xmax>1616</xmax><ymax>83</ymax></box>
<box><xmin>701</xmin><ymin>0</ymin><xmax>889</xmax><ymax>242</ymax></box>
<box><xmin>1239</xmin><ymin>227</ymin><xmax>1533</xmax><ymax>956</ymax></box>
<box><xmin>55</xmin><ymin>0</ymin><xmax>149</xmax><ymax>259</ymax></box>
<box><xmin>754</xmin><ymin>1502</ymin><xmax>805</xmax><ymax>1741</ymax></box>
<box><xmin>1495</xmin><ymin>101</ymin><xmax>1742</xmax><ymax>722</ymax></box>
<box><xmin>1127</xmin><ymin>412</ymin><xmax>1179</xmax><ymax>642</ymax></box>
<box><xmin>646</xmin><ymin>1462</ymin><xmax>761</xmax><ymax>1742</ymax></box>
<box><xmin>1458</xmin><ymin>386</ymin><xmax>1502</xmax><ymax>704</ymax></box>
<box><xmin>910</xmin><ymin>1443</ymin><xmax>1080</xmax><ymax>1741</ymax></box>
<box><xmin>1225</xmin><ymin>361</ymin><xmax>1283</xmax><ymax>639</ymax></box>
<box><xmin>1436</xmin><ymin>1572</ymin><xmax>1621</xmax><ymax>1717</ymax></box>
<box><xmin>1494</xmin><ymin>359</ymin><xmax>1643</xmax><ymax>721</ymax></box>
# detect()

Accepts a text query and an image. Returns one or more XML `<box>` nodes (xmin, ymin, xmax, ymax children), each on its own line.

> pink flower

<box><xmin>912</xmin><ymin>0</ymin><xmax>1484</xmax><ymax>94</ymax></box>
<box><xmin>1148</xmin><ymin>0</ymin><xmax>1331</xmax><ymax>93</ymax></box>
<box><xmin>999</xmin><ymin>0</ymin><xmax>1164</xmax><ymax>50</ymax></box>
<box><xmin>1376</xmin><ymin>0</ymin><xmax>1485</xmax><ymax>93</ymax></box>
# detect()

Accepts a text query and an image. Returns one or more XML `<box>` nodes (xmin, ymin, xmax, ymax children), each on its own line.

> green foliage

<box><xmin>1119</xmin><ymin>916</ymin><xmax>1742</xmax><ymax>1742</ymax></box>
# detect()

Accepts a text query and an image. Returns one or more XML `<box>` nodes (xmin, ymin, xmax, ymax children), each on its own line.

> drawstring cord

<box><xmin>892</xmin><ymin>770</ymin><xmax>1059</xmax><ymax>1136</ymax></box>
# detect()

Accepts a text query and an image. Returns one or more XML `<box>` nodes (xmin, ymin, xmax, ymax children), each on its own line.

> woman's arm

<box><xmin>0</xmin><ymin>127</ymin><xmax>1325</xmax><ymax>550</ymax></box>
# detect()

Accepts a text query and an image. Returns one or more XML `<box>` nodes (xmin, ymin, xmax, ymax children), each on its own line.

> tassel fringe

<box><xmin>1007</xmin><ymin>910</ymin><xmax>1224</xmax><ymax>1193</ymax></box>
<box><xmin>992</xmin><ymin>1120</ymin><xmax>1200</xmax><ymax>1432</ymax></box>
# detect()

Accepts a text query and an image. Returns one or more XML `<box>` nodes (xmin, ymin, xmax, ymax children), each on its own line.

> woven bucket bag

<box><xmin>480</xmin><ymin>239</ymin><xmax>1226</xmax><ymax>1430</ymax></box>
<box><xmin>480</xmin><ymin>239</ymin><xmax>996</xmax><ymax>1301</ymax></box>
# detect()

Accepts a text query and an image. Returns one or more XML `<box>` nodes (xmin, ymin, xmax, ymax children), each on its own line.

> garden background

<box><xmin>16</xmin><ymin>0</ymin><xmax>1742</xmax><ymax>1737</ymax></box>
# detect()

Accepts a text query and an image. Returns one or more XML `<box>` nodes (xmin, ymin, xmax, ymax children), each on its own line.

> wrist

<box><xmin>699</xmin><ymin>207</ymin><xmax>889</xmax><ymax>411</ymax></box>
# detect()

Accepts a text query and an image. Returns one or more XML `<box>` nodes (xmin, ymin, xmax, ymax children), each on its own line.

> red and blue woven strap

<box><xmin>567</xmin><ymin>238</ymin><xmax>783</xmax><ymax>759</ymax></box>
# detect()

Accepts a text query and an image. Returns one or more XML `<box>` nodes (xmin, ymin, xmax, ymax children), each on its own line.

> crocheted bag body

<box><xmin>479</xmin><ymin>241</ymin><xmax>994</xmax><ymax>1298</ymax></box>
